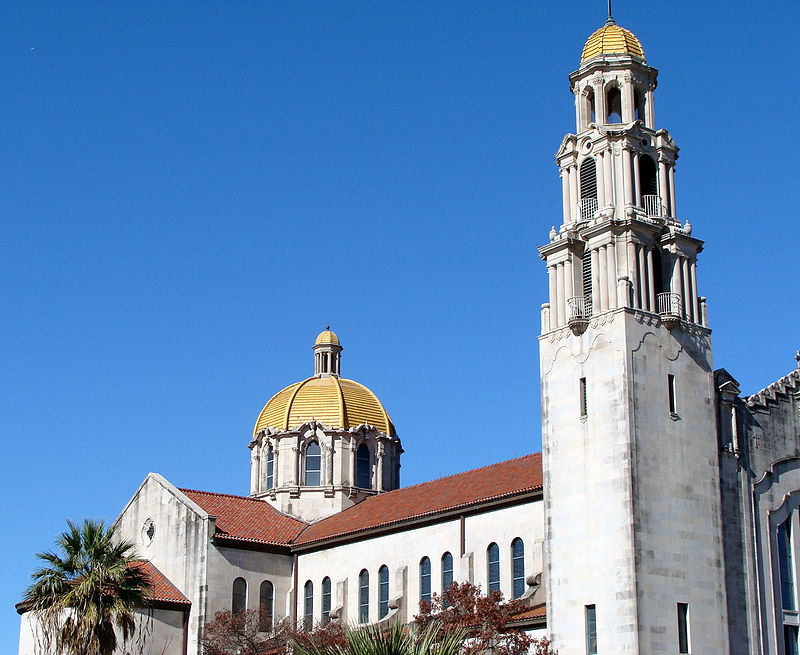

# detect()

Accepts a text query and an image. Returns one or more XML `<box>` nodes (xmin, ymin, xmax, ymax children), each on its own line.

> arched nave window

<box><xmin>356</xmin><ymin>444</ymin><xmax>371</xmax><ymax>489</ymax></box>
<box><xmin>378</xmin><ymin>565</ymin><xmax>389</xmax><ymax>619</ymax></box>
<box><xmin>487</xmin><ymin>543</ymin><xmax>500</xmax><ymax>594</ymax></box>
<box><xmin>259</xmin><ymin>580</ymin><xmax>273</xmax><ymax>632</ymax></box>
<box><xmin>511</xmin><ymin>538</ymin><xmax>525</xmax><ymax>599</ymax></box>
<box><xmin>321</xmin><ymin>577</ymin><xmax>331</xmax><ymax>626</ymax></box>
<box><xmin>305</xmin><ymin>441</ymin><xmax>321</xmax><ymax>486</ymax></box>
<box><xmin>359</xmin><ymin>569</ymin><xmax>370</xmax><ymax>623</ymax></box>
<box><xmin>232</xmin><ymin>577</ymin><xmax>247</xmax><ymax>615</ymax></box>
<box><xmin>419</xmin><ymin>556</ymin><xmax>431</xmax><ymax>604</ymax></box>
<box><xmin>303</xmin><ymin>580</ymin><xmax>314</xmax><ymax>629</ymax></box>
<box><xmin>441</xmin><ymin>552</ymin><xmax>454</xmax><ymax>606</ymax></box>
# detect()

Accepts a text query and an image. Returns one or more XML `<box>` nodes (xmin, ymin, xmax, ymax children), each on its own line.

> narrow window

<box><xmin>232</xmin><ymin>577</ymin><xmax>247</xmax><ymax>615</ymax></box>
<box><xmin>677</xmin><ymin>603</ymin><xmax>690</xmax><ymax>654</ymax></box>
<box><xmin>511</xmin><ymin>538</ymin><xmax>525</xmax><ymax>599</ymax></box>
<box><xmin>578</xmin><ymin>158</ymin><xmax>598</xmax><ymax>220</ymax></box>
<box><xmin>419</xmin><ymin>556</ymin><xmax>432</xmax><ymax>604</ymax></box>
<box><xmin>259</xmin><ymin>580</ymin><xmax>273</xmax><ymax>632</ymax></box>
<box><xmin>779</xmin><ymin>518</ymin><xmax>796</xmax><ymax>610</ymax></box>
<box><xmin>359</xmin><ymin>569</ymin><xmax>369</xmax><ymax>623</ymax></box>
<box><xmin>441</xmin><ymin>552</ymin><xmax>454</xmax><ymax>606</ymax></box>
<box><xmin>606</xmin><ymin>86</ymin><xmax>622</xmax><ymax>123</ymax></box>
<box><xmin>634</xmin><ymin>90</ymin><xmax>646</xmax><ymax>122</ymax></box>
<box><xmin>639</xmin><ymin>154</ymin><xmax>659</xmax><ymax>216</ymax></box>
<box><xmin>378</xmin><ymin>565</ymin><xmax>389</xmax><ymax>619</ymax></box>
<box><xmin>586</xmin><ymin>605</ymin><xmax>597</xmax><ymax>655</ymax></box>
<box><xmin>265</xmin><ymin>445</ymin><xmax>274</xmax><ymax>489</ymax></box>
<box><xmin>303</xmin><ymin>580</ymin><xmax>313</xmax><ymax>630</ymax></box>
<box><xmin>579</xmin><ymin>377</ymin><xmax>588</xmax><ymax>418</ymax></box>
<box><xmin>668</xmin><ymin>374</ymin><xmax>677</xmax><ymax>414</ymax></box>
<box><xmin>356</xmin><ymin>444</ymin><xmax>371</xmax><ymax>488</ymax></box>
<box><xmin>305</xmin><ymin>441</ymin><xmax>321</xmax><ymax>486</ymax></box>
<box><xmin>785</xmin><ymin>625</ymin><xmax>799</xmax><ymax>655</ymax></box>
<box><xmin>487</xmin><ymin>542</ymin><xmax>500</xmax><ymax>594</ymax></box>
<box><xmin>321</xmin><ymin>577</ymin><xmax>331</xmax><ymax>626</ymax></box>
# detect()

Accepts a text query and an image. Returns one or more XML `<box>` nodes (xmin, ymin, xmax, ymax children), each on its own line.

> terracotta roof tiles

<box><xmin>133</xmin><ymin>560</ymin><xmax>191</xmax><ymax>607</ymax></box>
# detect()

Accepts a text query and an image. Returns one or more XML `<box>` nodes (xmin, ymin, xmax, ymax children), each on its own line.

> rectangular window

<box><xmin>668</xmin><ymin>374</ymin><xmax>677</xmax><ymax>414</ymax></box>
<box><xmin>785</xmin><ymin>625</ymin><xmax>799</xmax><ymax>655</ymax></box>
<box><xmin>585</xmin><ymin>605</ymin><xmax>597</xmax><ymax>655</ymax></box>
<box><xmin>580</xmin><ymin>377</ymin><xmax>588</xmax><ymax>418</ymax></box>
<box><xmin>779</xmin><ymin>518</ymin><xmax>796</xmax><ymax>610</ymax></box>
<box><xmin>677</xmin><ymin>603</ymin><xmax>690</xmax><ymax>654</ymax></box>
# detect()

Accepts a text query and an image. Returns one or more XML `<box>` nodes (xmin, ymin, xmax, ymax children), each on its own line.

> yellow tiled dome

<box><xmin>314</xmin><ymin>329</ymin><xmax>340</xmax><ymax>346</ymax></box>
<box><xmin>581</xmin><ymin>19</ymin><xmax>645</xmax><ymax>63</ymax></box>
<box><xmin>254</xmin><ymin>376</ymin><xmax>395</xmax><ymax>437</ymax></box>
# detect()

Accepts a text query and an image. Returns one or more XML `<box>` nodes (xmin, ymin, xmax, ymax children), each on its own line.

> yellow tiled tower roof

<box><xmin>581</xmin><ymin>18</ymin><xmax>645</xmax><ymax>63</ymax></box>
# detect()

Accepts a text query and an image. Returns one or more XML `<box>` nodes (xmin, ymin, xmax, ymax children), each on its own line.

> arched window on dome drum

<box><xmin>305</xmin><ymin>441</ymin><xmax>321</xmax><ymax>486</ymax></box>
<box><xmin>356</xmin><ymin>444</ymin><xmax>371</xmax><ymax>489</ymax></box>
<box><xmin>441</xmin><ymin>552</ymin><xmax>454</xmax><ymax>607</ymax></box>
<box><xmin>511</xmin><ymin>538</ymin><xmax>525</xmax><ymax>599</ymax></box>
<box><xmin>379</xmin><ymin>565</ymin><xmax>389</xmax><ymax>619</ymax></box>
<box><xmin>606</xmin><ymin>86</ymin><xmax>622</xmax><ymax>123</ymax></box>
<box><xmin>232</xmin><ymin>577</ymin><xmax>247</xmax><ymax>615</ymax></box>
<box><xmin>359</xmin><ymin>569</ymin><xmax>369</xmax><ymax>623</ymax></box>
<box><xmin>419</xmin><ymin>556</ymin><xmax>431</xmax><ymax>604</ymax></box>
<box><xmin>321</xmin><ymin>577</ymin><xmax>331</xmax><ymax>626</ymax></box>
<box><xmin>487</xmin><ymin>543</ymin><xmax>500</xmax><ymax>594</ymax></box>
<box><xmin>265</xmin><ymin>445</ymin><xmax>274</xmax><ymax>489</ymax></box>
<box><xmin>303</xmin><ymin>580</ymin><xmax>313</xmax><ymax>630</ymax></box>
<box><xmin>259</xmin><ymin>580</ymin><xmax>273</xmax><ymax>632</ymax></box>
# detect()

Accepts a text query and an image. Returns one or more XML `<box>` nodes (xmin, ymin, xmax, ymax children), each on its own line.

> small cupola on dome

<box><xmin>581</xmin><ymin>16</ymin><xmax>645</xmax><ymax>63</ymax></box>
<box><xmin>313</xmin><ymin>326</ymin><xmax>342</xmax><ymax>377</ymax></box>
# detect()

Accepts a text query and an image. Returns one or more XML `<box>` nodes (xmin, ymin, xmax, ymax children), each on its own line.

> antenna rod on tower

<box><xmin>607</xmin><ymin>0</ymin><xmax>612</xmax><ymax>19</ymax></box>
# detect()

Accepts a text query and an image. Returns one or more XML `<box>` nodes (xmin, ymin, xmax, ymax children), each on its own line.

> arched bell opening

<box><xmin>606</xmin><ymin>86</ymin><xmax>622</xmax><ymax>123</ymax></box>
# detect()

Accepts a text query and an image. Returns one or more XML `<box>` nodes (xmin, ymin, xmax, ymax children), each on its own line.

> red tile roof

<box><xmin>294</xmin><ymin>453</ymin><xmax>542</xmax><ymax>546</ymax></box>
<box><xmin>509</xmin><ymin>603</ymin><xmax>547</xmax><ymax>622</ymax></box>
<box><xmin>134</xmin><ymin>560</ymin><xmax>191</xmax><ymax>607</ymax></box>
<box><xmin>180</xmin><ymin>488</ymin><xmax>308</xmax><ymax>547</ymax></box>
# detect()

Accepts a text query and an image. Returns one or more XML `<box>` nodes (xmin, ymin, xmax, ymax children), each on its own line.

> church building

<box><xmin>17</xmin><ymin>16</ymin><xmax>800</xmax><ymax>655</ymax></box>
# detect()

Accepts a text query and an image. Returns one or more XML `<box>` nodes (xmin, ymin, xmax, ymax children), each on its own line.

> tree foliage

<box><xmin>414</xmin><ymin>582</ymin><xmax>554</xmax><ymax>655</ymax></box>
<box><xmin>201</xmin><ymin>609</ymin><xmax>290</xmax><ymax>655</ymax></box>
<box><xmin>23</xmin><ymin>518</ymin><xmax>152</xmax><ymax>655</ymax></box>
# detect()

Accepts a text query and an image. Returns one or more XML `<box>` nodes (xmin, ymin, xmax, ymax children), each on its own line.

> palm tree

<box><xmin>22</xmin><ymin>518</ymin><xmax>152</xmax><ymax>655</ymax></box>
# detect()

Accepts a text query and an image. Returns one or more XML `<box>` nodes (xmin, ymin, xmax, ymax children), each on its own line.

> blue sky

<box><xmin>3</xmin><ymin>0</ymin><xmax>799</xmax><ymax>645</ymax></box>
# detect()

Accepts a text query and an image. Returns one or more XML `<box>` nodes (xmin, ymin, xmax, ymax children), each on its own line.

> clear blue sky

<box><xmin>3</xmin><ymin>0</ymin><xmax>798</xmax><ymax>646</ymax></box>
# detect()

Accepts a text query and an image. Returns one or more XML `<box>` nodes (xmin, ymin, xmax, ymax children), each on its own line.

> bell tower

<box><xmin>539</xmin><ymin>16</ymin><xmax>729</xmax><ymax>654</ymax></box>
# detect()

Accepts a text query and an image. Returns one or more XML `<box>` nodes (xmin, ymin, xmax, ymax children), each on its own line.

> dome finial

<box><xmin>606</xmin><ymin>0</ymin><xmax>615</xmax><ymax>25</ymax></box>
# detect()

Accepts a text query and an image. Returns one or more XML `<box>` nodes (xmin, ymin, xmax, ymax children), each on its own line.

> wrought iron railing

<box><xmin>578</xmin><ymin>197</ymin><xmax>598</xmax><ymax>221</ymax></box>
<box><xmin>642</xmin><ymin>194</ymin><xmax>662</xmax><ymax>218</ymax></box>
<box><xmin>568</xmin><ymin>295</ymin><xmax>593</xmax><ymax>321</ymax></box>
<box><xmin>657</xmin><ymin>292</ymin><xmax>682</xmax><ymax>317</ymax></box>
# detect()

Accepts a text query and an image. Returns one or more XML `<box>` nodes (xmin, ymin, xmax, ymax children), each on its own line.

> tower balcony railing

<box><xmin>577</xmin><ymin>197</ymin><xmax>598</xmax><ymax>221</ymax></box>
<box><xmin>567</xmin><ymin>295</ymin><xmax>592</xmax><ymax>335</ymax></box>
<box><xmin>656</xmin><ymin>292</ymin><xmax>682</xmax><ymax>330</ymax></box>
<box><xmin>641</xmin><ymin>194</ymin><xmax>663</xmax><ymax>218</ymax></box>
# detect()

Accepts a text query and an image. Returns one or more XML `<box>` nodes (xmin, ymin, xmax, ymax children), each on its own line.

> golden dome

<box><xmin>315</xmin><ymin>329</ymin><xmax>340</xmax><ymax>346</ymax></box>
<box><xmin>254</xmin><ymin>376</ymin><xmax>395</xmax><ymax>437</ymax></box>
<box><xmin>581</xmin><ymin>19</ymin><xmax>645</xmax><ymax>63</ymax></box>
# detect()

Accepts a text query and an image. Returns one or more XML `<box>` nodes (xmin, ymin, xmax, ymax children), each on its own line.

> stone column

<box><xmin>595</xmin><ymin>80</ymin><xmax>606</xmax><ymax>123</ymax></box>
<box><xmin>273</xmin><ymin>441</ymin><xmax>280</xmax><ymax>487</ymax></box>
<box><xmin>626</xmin><ymin>240</ymin><xmax>638</xmax><ymax>308</ymax></box>
<box><xmin>556</xmin><ymin>263</ymin><xmax>566</xmax><ymax>326</ymax></box>
<box><xmin>645</xmin><ymin>89</ymin><xmax>655</xmax><ymax>127</ymax></box>
<box><xmin>646</xmin><ymin>247</ymin><xmax>656</xmax><ymax>312</ymax></box>
<box><xmin>671</xmin><ymin>256</ymin><xmax>683</xmax><ymax>316</ymax></box>
<box><xmin>591</xmin><ymin>247</ymin><xmax>601</xmax><ymax>314</ymax></box>
<box><xmin>327</xmin><ymin>439</ymin><xmax>334</xmax><ymax>485</ymax></box>
<box><xmin>561</xmin><ymin>170</ymin><xmax>570</xmax><ymax>224</ymax></box>
<box><xmin>541</xmin><ymin>303</ymin><xmax>551</xmax><ymax>333</ymax></box>
<box><xmin>349</xmin><ymin>442</ymin><xmax>357</xmax><ymax>487</ymax></box>
<box><xmin>603</xmin><ymin>148</ymin><xmax>614</xmax><ymax>213</ymax></box>
<box><xmin>564</xmin><ymin>256</ymin><xmax>574</xmax><ymax>309</ymax></box>
<box><xmin>606</xmin><ymin>240</ymin><xmax>617</xmax><ymax>309</ymax></box>
<box><xmin>633</xmin><ymin>153</ymin><xmax>641</xmax><ymax>206</ymax></box>
<box><xmin>690</xmin><ymin>260</ymin><xmax>700</xmax><ymax>322</ymax></box>
<box><xmin>622</xmin><ymin>148</ymin><xmax>633</xmax><ymax>206</ymax></box>
<box><xmin>682</xmin><ymin>257</ymin><xmax>693</xmax><ymax>322</ymax></box>
<box><xmin>568</xmin><ymin>166</ymin><xmax>578</xmax><ymax>222</ymax></box>
<box><xmin>637</xmin><ymin>244</ymin><xmax>648</xmax><ymax>311</ymax></box>
<box><xmin>377</xmin><ymin>443</ymin><xmax>385</xmax><ymax>492</ymax></box>
<box><xmin>596</xmin><ymin>151</ymin><xmax>606</xmax><ymax>208</ymax></box>
<box><xmin>658</xmin><ymin>160</ymin><xmax>669</xmax><ymax>217</ymax></box>
<box><xmin>598</xmin><ymin>245</ymin><xmax>609</xmax><ymax>311</ymax></box>
<box><xmin>250</xmin><ymin>449</ymin><xmax>259</xmax><ymax>495</ymax></box>
<box><xmin>669</xmin><ymin>165</ymin><xmax>677</xmax><ymax>218</ymax></box>
<box><xmin>291</xmin><ymin>445</ymin><xmax>299</xmax><ymax>486</ymax></box>
<box><xmin>621</xmin><ymin>79</ymin><xmax>634</xmax><ymax>122</ymax></box>
<box><xmin>548</xmin><ymin>265</ymin><xmax>558</xmax><ymax>329</ymax></box>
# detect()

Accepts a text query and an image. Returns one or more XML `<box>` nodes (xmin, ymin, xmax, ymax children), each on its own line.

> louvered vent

<box><xmin>579</xmin><ymin>159</ymin><xmax>597</xmax><ymax>199</ymax></box>
<box><xmin>582</xmin><ymin>248</ymin><xmax>593</xmax><ymax>301</ymax></box>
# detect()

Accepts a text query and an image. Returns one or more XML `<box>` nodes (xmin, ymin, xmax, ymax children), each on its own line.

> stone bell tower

<box><xmin>539</xmin><ymin>16</ymin><xmax>729</xmax><ymax>654</ymax></box>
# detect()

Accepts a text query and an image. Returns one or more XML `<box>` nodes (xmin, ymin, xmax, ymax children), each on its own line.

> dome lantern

<box><xmin>313</xmin><ymin>327</ymin><xmax>342</xmax><ymax>377</ymax></box>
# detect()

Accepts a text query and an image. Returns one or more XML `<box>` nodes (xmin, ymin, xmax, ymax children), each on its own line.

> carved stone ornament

<box><xmin>141</xmin><ymin>518</ymin><xmax>155</xmax><ymax>547</ymax></box>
